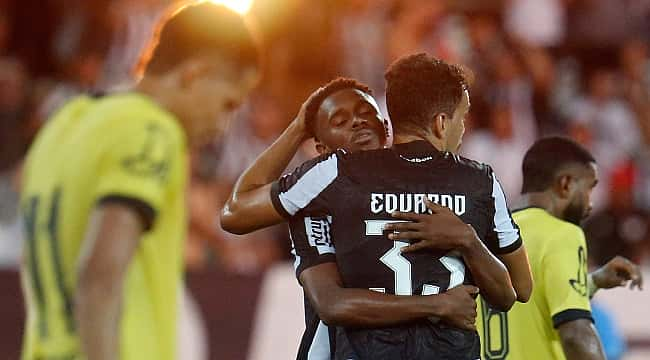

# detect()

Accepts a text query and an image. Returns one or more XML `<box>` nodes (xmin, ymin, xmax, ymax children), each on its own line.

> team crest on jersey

<box><xmin>569</xmin><ymin>246</ymin><xmax>588</xmax><ymax>297</ymax></box>
<box><xmin>122</xmin><ymin>123</ymin><xmax>172</xmax><ymax>181</ymax></box>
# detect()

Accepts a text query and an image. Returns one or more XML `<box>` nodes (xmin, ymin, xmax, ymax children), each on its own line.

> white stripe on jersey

<box><xmin>307</xmin><ymin>321</ymin><xmax>331</xmax><ymax>360</ymax></box>
<box><xmin>278</xmin><ymin>154</ymin><xmax>338</xmax><ymax>216</ymax></box>
<box><xmin>491</xmin><ymin>172</ymin><xmax>520</xmax><ymax>248</ymax></box>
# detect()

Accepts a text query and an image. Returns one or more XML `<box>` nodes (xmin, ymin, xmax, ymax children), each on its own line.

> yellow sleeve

<box><xmin>93</xmin><ymin>117</ymin><xmax>182</xmax><ymax>225</ymax></box>
<box><xmin>542</xmin><ymin>225</ymin><xmax>593</xmax><ymax>328</ymax></box>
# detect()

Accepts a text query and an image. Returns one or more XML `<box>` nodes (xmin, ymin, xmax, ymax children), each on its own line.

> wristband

<box><xmin>587</xmin><ymin>273</ymin><xmax>599</xmax><ymax>299</ymax></box>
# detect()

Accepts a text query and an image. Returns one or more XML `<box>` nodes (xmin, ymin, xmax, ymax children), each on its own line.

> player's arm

<box><xmin>75</xmin><ymin>202</ymin><xmax>149</xmax><ymax>360</ymax></box>
<box><xmin>558</xmin><ymin>319</ymin><xmax>606</xmax><ymax>360</ymax></box>
<box><xmin>589</xmin><ymin>255</ymin><xmax>643</xmax><ymax>296</ymax></box>
<box><xmin>544</xmin><ymin>226</ymin><xmax>604</xmax><ymax>359</ymax></box>
<box><xmin>498</xmin><ymin>245</ymin><xmax>533</xmax><ymax>302</ymax></box>
<box><xmin>387</xmin><ymin>200</ymin><xmax>516</xmax><ymax>311</ymax></box>
<box><xmin>301</xmin><ymin>262</ymin><xmax>479</xmax><ymax>329</ymax></box>
<box><xmin>221</xmin><ymin>93</ymin><xmax>316</xmax><ymax>234</ymax></box>
<box><xmin>74</xmin><ymin>116</ymin><xmax>180</xmax><ymax>359</ymax></box>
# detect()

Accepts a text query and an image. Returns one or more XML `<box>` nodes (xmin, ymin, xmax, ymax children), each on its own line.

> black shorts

<box><xmin>335</xmin><ymin>321</ymin><xmax>480</xmax><ymax>360</ymax></box>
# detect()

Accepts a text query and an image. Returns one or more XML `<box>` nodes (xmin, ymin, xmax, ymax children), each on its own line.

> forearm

<box><xmin>231</xmin><ymin>121</ymin><xmax>305</xmax><ymax>194</ymax></box>
<box><xmin>316</xmin><ymin>289</ymin><xmax>442</xmax><ymax>327</ymax></box>
<box><xmin>75</xmin><ymin>281</ymin><xmax>122</xmax><ymax>360</ymax></box>
<box><xmin>221</xmin><ymin>122</ymin><xmax>305</xmax><ymax>233</ymax></box>
<box><xmin>499</xmin><ymin>246</ymin><xmax>533</xmax><ymax>303</ymax></box>
<box><xmin>462</xmin><ymin>237</ymin><xmax>515</xmax><ymax>311</ymax></box>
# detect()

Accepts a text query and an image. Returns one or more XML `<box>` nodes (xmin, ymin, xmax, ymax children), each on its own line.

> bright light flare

<box><xmin>209</xmin><ymin>0</ymin><xmax>254</xmax><ymax>15</ymax></box>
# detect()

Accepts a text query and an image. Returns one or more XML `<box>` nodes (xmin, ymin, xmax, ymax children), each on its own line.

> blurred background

<box><xmin>1</xmin><ymin>0</ymin><xmax>650</xmax><ymax>359</ymax></box>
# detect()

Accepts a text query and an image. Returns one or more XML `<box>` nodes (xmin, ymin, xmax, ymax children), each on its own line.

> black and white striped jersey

<box><xmin>289</xmin><ymin>215</ymin><xmax>336</xmax><ymax>360</ymax></box>
<box><xmin>273</xmin><ymin>140</ymin><xmax>521</xmax><ymax>360</ymax></box>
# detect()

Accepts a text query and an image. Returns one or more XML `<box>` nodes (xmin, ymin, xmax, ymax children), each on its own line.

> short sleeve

<box><xmin>94</xmin><ymin>119</ymin><xmax>182</xmax><ymax>226</ymax></box>
<box><xmin>484</xmin><ymin>169</ymin><xmax>522</xmax><ymax>254</ymax></box>
<box><xmin>270</xmin><ymin>152</ymin><xmax>341</xmax><ymax>219</ymax></box>
<box><xmin>289</xmin><ymin>215</ymin><xmax>336</xmax><ymax>282</ymax></box>
<box><xmin>543</xmin><ymin>226</ymin><xmax>593</xmax><ymax>328</ymax></box>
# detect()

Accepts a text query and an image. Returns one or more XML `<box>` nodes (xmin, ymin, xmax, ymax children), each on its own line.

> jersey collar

<box><xmin>392</xmin><ymin>140</ymin><xmax>443</xmax><ymax>158</ymax></box>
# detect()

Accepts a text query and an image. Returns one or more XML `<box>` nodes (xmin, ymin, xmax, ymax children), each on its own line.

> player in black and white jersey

<box><xmin>226</xmin><ymin>54</ymin><xmax>526</xmax><ymax>359</ymax></box>
<box><xmin>223</xmin><ymin>78</ymin><xmax>481</xmax><ymax>359</ymax></box>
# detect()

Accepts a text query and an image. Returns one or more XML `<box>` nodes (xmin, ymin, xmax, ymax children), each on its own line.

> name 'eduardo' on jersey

<box><xmin>370</xmin><ymin>192</ymin><xmax>466</xmax><ymax>216</ymax></box>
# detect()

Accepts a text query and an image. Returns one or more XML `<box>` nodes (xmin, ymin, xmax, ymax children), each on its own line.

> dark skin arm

<box><xmin>590</xmin><ymin>255</ymin><xmax>643</xmax><ymax>294</ymax></box>
<box><xmin>558</xmin><ymin>319</ymin><xmax>606</xmax><ymax>360</ymax></box>
<box><xmin>75</xmin><ymin>203</ymin><xmax>145</xmax><ymax>360</ymax></box>
<box><xmin>221</xmin><ymin>94</ymin><xmax>316</xmax><ymax>235</ymax></box>
<box><xmin>301</xmin><ymin>262</ymin><xmax>479</xmax><ymax>330</ymax></box>
<box><xmin>499</xmin><ymin>246</ymin><xmax>533</xmax><ymax>302</ymax></box>
<box><xmin>385</xmin><ymin>200</ymin><xmax>516</xmax><ymax>311</ymax></box>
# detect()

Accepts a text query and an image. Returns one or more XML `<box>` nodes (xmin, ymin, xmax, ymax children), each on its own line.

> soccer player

<box><xmin>476</xmin><ymin>137</ymin><xmax>643</xmax><ymax>360</ymax></box>
<box><xmin>226</xmin><ymin>54</ymin><xmax>522</xmax><ymax>359</ymax></box>
<box><xmin>19</xmin><ymin>3</ymin><xmax>259</xmax><ymax>360</ymax></box>
<box><xmin>223</xmin><ymin>77</ymin><xmax>482</xmax><ymax>359</ymax></box>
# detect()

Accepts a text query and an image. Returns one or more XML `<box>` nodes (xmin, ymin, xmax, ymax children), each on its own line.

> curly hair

<box><xmin>136</xmin><ymin>2</ymin><xmax>259</xmax><ymax>77</ymax></box>
<box><xmin>385</xmin><ymin>53</ymin><xmax>467</xmax><ymax>133</ymax></box>
<box><xmin>304</xmin><ymin>77</ymin><xmax>372</xmax><ymax>137</ymax></box>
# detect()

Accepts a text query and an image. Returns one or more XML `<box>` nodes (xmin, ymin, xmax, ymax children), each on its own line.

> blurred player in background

<box><xmin>477</xmin><ymin>137</ymin><xmax>643</xmax><ymax>360</ymax></box>
<box><xmin>19</xmin><ymin>2</ymin><xmax>258</xmax><ymax>360</ymax></box>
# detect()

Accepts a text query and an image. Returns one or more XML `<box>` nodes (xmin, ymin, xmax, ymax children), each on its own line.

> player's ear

<box><xmin>314</xmin><ymin>139</ymin><xmax>329</xmax><ymax>155</ymax></box>
<box><xmin>432</xmin><ymin>113</ymin><xmax>447</xmax><ymax>139</ymax></box>
<box><xmin>177</xmin><ymin>58</ymin><xmax>208</xmax><ymax>89</ymax></box>
<box><xmin>556</xmin><ymin>174</ymin><xmax>574</xmax><ymax>199</ymax></box>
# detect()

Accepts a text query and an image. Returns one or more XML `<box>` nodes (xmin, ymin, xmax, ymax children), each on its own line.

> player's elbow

<box><xmin>515</xmin><ymin>281</ymin><xmax>533</xmax><ymax>303</ymax></box>
<box><xmin>317</xmin><ymin>303</ymin><xmax>358</xmax><ymax>327</ymax></box>
<box><xmin>220</xmin><ymin>202</ymin><xmax>249</xmax><ymax>235</ymax></box>
<box><xmin>311</xmin><ymin>294</ymin><xmax>357</xmax><ymax>327</ymax></box>
<box><xmin>486</xmin><ymin>287</ymin><xmax>517</xmax><ymax>312</ymax></box>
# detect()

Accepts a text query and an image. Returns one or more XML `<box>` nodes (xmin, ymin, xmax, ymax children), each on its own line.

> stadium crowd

<box><xmin>4</xmin><ymin>0</ymin><xmax>649</xmax><ymax>272</ymax></box>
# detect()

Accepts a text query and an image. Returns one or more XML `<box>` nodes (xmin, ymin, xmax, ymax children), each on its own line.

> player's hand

<box><xmin>435</xmin><ymin>285</ymin><xmax>479</xmax><ymax>331</ymax></box>
<box><xmin>292</xmin><ymin>87</ymin><xmax>323</xmax><ymax>139</ymax></box>
<box><xmin>384</xmin><ymin>200</ymin><xmax>476</xmax><ymax>253</ymax></box>
<box><xmin>591</xmin><ymin>256</ymin><xmax>643</xmax><ymax>290</ymax></box>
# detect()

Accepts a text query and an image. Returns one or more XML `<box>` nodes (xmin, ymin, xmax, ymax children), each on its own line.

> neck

<box><xmin>520</xmin><ymin>192</ymin><xmax>564</xmax><ymax>219</ymax></box>
<box><xmin>393</xmin><ymin>129</ymin><xmax>444</xmax><ymax>151</ymax></box>
<box><xmin>135</xmin><ymin>78</ymin><xmax>195</xmax><ymax>147</ymax></box>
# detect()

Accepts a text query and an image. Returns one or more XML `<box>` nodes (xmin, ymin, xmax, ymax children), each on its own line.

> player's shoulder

<box><xmin>439</xmin><ymin>152</ymin><xmax>496</xmax><ymax>186</ymax></box>
<box><xmin>336</xmin><ymin>147</ymin><xmax>392</xmax><ymax>170</ymax></box>
<box><xmin>445</xmin><ymin>152</ymin><xmax>492</xmax><ymax>173</ymax></box>
<box><xmin>541</xmin><ymin>214</ymin><xmax>586</xmax><ymax>249</ymax></box>
<box><xmin>96</xmin><ymin>92</ymin><xmax>184</xmax><ymax>142</ymax></box>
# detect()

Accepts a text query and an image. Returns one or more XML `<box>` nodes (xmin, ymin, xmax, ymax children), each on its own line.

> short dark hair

<box><xmin>385</xmin><ymin>53</ymin><xmax>467</xmax><ymax>132</ymax></box>
<box><xmin>304</xmin><ymin>77</ymin><xmax>372</xmax><ymax>136</ymax></box>
<box><xmin>137</xmin><ymin>2</ymin><xmax>259</xmax><ymax>76</ymax></box>
<box><xmin>521</xmin><ymin>137</ymin><xmax>596</xmax><ymax>193</ymax></box>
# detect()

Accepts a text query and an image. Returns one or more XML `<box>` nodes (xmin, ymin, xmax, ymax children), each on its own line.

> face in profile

<box><xmin>445</xmin><ymin>89</ymin><xmax>470</xmax><ymax>153</ymax></box>
<box><xmin>313</xmin><ymin>88</ymin><xmax>387</xmax><ymax>153</ymax></box>
<box><xmin>175</xmin><ymin>57</ymin><xmax>258</xmax><ymax>146</ymax></box>
<box><xmin>564</xmin><ymin>162</ymin><xmax>599</xmax><ymax>225</ymax></box>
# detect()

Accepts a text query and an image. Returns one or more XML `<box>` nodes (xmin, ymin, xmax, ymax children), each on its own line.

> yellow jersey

<box><xmin>20</xmin><ymin>93</ymin><xmax>188</xmax><ymax>360</ymax></box>
<box><xmin>477</xmin><ymin>207</ymin><xmax>592</xmax><ymax>360</ymax></box>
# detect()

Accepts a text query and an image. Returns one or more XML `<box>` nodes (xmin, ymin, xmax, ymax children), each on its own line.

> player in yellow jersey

<box><xmin>477</xmin><ymin>137</ymin><xmax>643</xmax><ymax>360</ymax></box>
<box><xmin>20</xmin><ymin>3</ymin><xmax>259</xmax><ymax>360</ymax></box>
